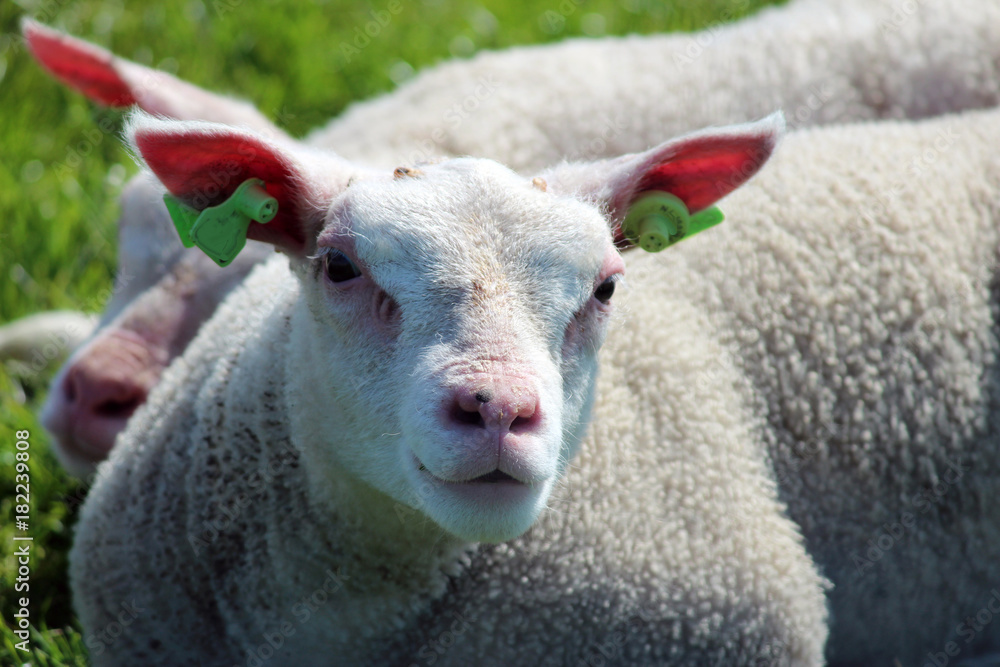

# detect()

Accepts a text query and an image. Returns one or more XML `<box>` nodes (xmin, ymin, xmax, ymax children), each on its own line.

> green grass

<box><xmin>0</xmin><ymin>0</ymin><xmax>780</xmax><ymax>663</ymax></box>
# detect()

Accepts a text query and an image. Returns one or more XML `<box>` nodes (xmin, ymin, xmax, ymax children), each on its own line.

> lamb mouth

<box><xmin>470</xmin><ymin>469</ymin><xmax>519</xmax><ymax>484</ymax></box>
<box><xmin>417</xmin><ymin>461</ymin><xmax>521</xmax><ymax>484</ymax></box>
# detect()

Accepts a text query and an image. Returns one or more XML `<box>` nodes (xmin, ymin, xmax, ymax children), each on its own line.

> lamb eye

<box><xmin>594</xmin><ymin>277</ymin><xmax>616</xmax><ymax>304</ymax></box>
<box><xmin>324</xmin><ymin>249</ymin><xmax>362</xmax><ymax>283</ymax></box>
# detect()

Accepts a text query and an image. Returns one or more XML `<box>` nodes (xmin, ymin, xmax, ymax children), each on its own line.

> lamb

<box><xmin>36</xmin><ymin>171</ymin><xmax>271</xmax><ymax>475</ymax></box>
<box><xmin>21</xmin><ymin>21</ymin><xmax>289</xmax><ymax>474</ymax></box>
<box><xmin>26</xmin><ymin>0</ymin><xmax>1000</xmax><ymax>471</ymax></box>
<box><xmin>72</xmin><ymin>102</ymin><xmax>1000</xmax><ymax>665</ymax></box>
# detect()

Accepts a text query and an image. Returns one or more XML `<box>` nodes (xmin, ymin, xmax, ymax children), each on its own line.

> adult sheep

<box><xmin>25</xmin><ymin>0</ymin><xmax>1000</xmax><ymax>473</ymax></box>
<box><xmin>73</xmin><ymin>103</ymin><xmax>1000</xmax><ymax>665</ymax></box>
<box><xmin>314</xmin><ymin>0</ymin><xmax>1000</xmax><ymax>170</ymax></box>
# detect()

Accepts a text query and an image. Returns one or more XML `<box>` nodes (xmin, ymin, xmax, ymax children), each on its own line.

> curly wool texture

<box><xmin>701</xmin><ymin>111</ymin><xmax>1000</xmax><ymax>664</ymax></box>
<box><xmin>313</xmin><ymin>0</ymin><xmax>1000</xmax><ymax>172</ymax></box>
<box><xmin>72</xmin><ymin>106</ymin><xmax>1000</xmax><ymax>665</ymax></box>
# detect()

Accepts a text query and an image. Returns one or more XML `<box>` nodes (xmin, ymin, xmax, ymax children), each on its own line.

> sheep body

<box><xmin>314</xmin><ymin>0</ymin><xmax>1000</xmax><ymax>170</ymax></box>
<box><xmin>73</xmin><ymin>106</ymin><xmax>1000</xmax><ymax>664</ymax></box>
<box><xmin>25</xmin><ymin>0</ymin><xmax>1000</xmax><ymax>176</ymax></box>
<box><xmin>654</xmin><ymin>109</ymin><xmax>1000</xmax><ymax>664</ymax></box>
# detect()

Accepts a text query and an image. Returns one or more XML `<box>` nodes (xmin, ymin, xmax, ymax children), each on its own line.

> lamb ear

<box><xmin>127</xmin><ymin>114</ymin><xmax>350</xmax><ymax>256</ymax></box>
<box><xmin>22</xmin><ymin>18</ymin><xmax>289</xmax><ymax>139</ymax></box>
<box><xmin>540</xmin><ymin>113</ymin><xmax>785</xmax><ymax>247</ymax></box>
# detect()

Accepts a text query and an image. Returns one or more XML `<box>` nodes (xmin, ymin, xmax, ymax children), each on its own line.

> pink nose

<box><xmin>447</xmin><ymin>384</ymin><xmax>541</xmax><ymax>436</ymax></box>
<box><xmin>60</xmin><ymin>356</ymin><xmax>149</xmax><ymax>456</ymax></box>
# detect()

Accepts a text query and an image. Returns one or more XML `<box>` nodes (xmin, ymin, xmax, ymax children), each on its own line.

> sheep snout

<box><xmin>437</xmin><ymin>380</ymin><xmax>545</xmax><ymax>482</ymax></box>
<box><xmin>42</xmin><ymin>330</ymin><xmax>160</xmax><ymax>461</ymax></box>
<box><xmin>446</xmin><ymin>382</ymin><xmax>540</xmax><ymax>435</ymax></box>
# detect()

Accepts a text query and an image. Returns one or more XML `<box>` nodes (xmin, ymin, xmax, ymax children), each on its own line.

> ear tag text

<box><xmin>621</xmin><ymin>191</ymin><xmax>724</xmax><ymax>253</ymax></box>
<box><xmin>163</xmin><ymin>178</ymin><xmax>278</xmax><ymax>267</ymax></box>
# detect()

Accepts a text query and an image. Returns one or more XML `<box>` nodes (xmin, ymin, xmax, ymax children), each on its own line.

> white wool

<box><xmin>72</xmin><ymin>107</ymin><xmax>1000</xmax><ymax>665</ymax></box>
<box><xmin>313</xmin><ymin>0</ymin><xmax>1000</xmax><ymax>171</ymax></box>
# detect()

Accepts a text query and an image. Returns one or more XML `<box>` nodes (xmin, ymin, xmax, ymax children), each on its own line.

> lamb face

<box><xmin>290</xmin><ymin>160</ymin><xmax>621</xmax><ymax>541</ymax></box>
<box><xmin>127</xmin><ymin>111</ymin><xmax>781</xmax><ymax>543</ymax></box>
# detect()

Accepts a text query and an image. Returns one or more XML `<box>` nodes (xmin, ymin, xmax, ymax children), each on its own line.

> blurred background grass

<box><xmin>0</xmin><ymin>0</ymin><xmax>780</xmax><ymax>663</ymax></box>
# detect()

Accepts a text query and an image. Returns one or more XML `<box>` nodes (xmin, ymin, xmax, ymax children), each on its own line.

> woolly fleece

<box><xmin>72</xmin><ymin>106</ymin><xmax>1000</xmax><ymax>665</ymax></box>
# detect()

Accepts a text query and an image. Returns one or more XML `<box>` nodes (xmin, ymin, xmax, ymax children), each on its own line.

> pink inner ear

<box><xmin>135</xmin><ymin>129</ymin><xmax>307</xmax><ymax>254</ymax></box>
<box><xmin>24</xmin><ymin>21</ymin><xmax>136</xmax><ymax>107</ymax></box>
<box><xmin>636</xmin><ymin>134</ymin><xmax>772</xmax><ymax>213</ymax></box>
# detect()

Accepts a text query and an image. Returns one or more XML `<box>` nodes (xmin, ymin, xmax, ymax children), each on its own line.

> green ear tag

<box><xmin>162</xmin><ymin>178</ymin><xmax>278</xmax><ymax>267</ymax></box>
<box><xmin>164</xmin><ymin>196</ymin><xmax>200</xmax><ymax>249</ymax></box>
<box><xmin>621</xmin><ymin>191</ymin><xmax>724</xmax><ymax>253</ymax></box>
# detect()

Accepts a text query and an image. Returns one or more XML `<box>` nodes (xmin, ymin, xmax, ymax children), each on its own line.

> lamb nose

<box><xmin>448</xmin><ymin>385</ymin><xmax>541</xmax><ymax>435</ymax></box>
<box><xmin>64</xmin><ymin>360</ymin><xmax>147</xmax><ymax>420</ymax></box>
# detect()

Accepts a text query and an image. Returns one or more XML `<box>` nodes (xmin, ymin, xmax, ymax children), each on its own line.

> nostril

<box><xmin>64</xmin><ymin>362</ymin><xmax>148</xmax><ymax>419</ymax></box>
<box><xmin>450</xmin><ymin>402</ymin><xmax>485</xmax><ymax>428</ymax></box>
<box><xmin>63</xmin><ymin>371</ymin><xmax>78</xmax><ymax>404</ymax></box>
<box><xmin>447</xmin><ymin>384</ymin><xmax>541</xmax><ymax>435</ymax></box>
<box><xmin>509</xmin><ymin>411</ymin><xmax>540</xmax><ymax>434</ymax></box>
<box><xmin>95</xmin><ymin>396</ymin><xmax>143</xmax><ymax>419</ymax></box>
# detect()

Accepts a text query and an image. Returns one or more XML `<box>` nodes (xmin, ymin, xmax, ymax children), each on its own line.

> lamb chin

<box><xmin>410</xmin><ymin>465</ymin><xmax>551</xmax><ymax>542</ymax></box>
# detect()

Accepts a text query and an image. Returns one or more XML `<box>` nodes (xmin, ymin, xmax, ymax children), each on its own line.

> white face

<box><xmin>292</xmin><ymin>158</ymin><xmax>624</xmax><ymax>542</ymax></box>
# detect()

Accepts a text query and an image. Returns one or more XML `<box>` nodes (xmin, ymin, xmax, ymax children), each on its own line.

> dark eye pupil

<box><xmin>324</xmin><ymin>249</ymin><xmax>362</xmax><ymax>283</ymax></box>
<box><xmin>594</xmin><ymin>277</ymin><xmax>615</xmax><ymax>304</ymax></box>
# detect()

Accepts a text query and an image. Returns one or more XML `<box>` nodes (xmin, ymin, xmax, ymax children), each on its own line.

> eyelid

<box><xmin>310</xmin><ymin>246</ymin><xmax>336</xmax><ymax>279</ymax></box>
<box><xmin>596</xmin><ymin>251</ymin><xmax>626</xmax><ymax>283</ymax></box>
<box><xmin>312</xmin><ymin>244</ymin><xmax>362</xmax><ymax>266</ymax></box>
<box><xmin>309</xmin><ymin>246</ymin><xmax>334</xmax><ymax>261</ymax></box>
<box><xmin>594</xmin><ymin>272</ymin><xmax>623</xmax><ymax>290</ymax></box>
<box><xmin>312</xmin><ymin>246</ymin><xmax>367</xmax><ymax>285</ymax></box>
